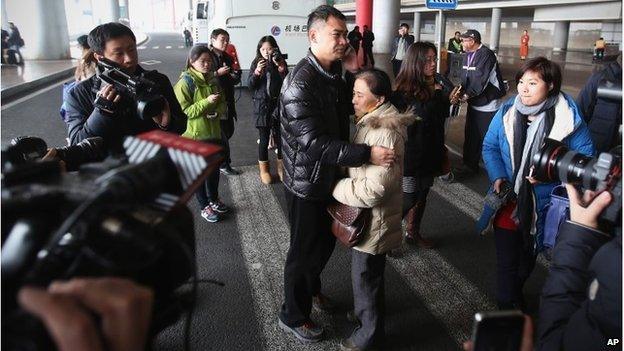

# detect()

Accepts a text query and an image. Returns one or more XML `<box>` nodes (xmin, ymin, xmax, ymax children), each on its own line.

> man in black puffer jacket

<box><xmin>277</xmin><ymin>5</ymin><xmax>396</xmax><ymax>344</ymax></box>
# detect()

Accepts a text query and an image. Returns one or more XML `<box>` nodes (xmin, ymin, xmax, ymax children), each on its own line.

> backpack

<box><xmin>59</xmin><ymin>80</ymin><xmax>78</xmax><ymax>123</ymax></box>
<box><xmin>181</xmin><ymin>72</ymin><xmax>196</xmax><ymax>98</ymax></box>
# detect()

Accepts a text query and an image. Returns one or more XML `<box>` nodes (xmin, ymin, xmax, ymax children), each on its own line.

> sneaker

<box><xmin>278</xmin><ymin>318</ymin><xmax>324</xmax><ymax>343</ymax></box>
<box><xmin>340</xmin><ymin>338</ymin><xmax>368</xmax><ymax>351</ymax></box>
<box><xmin>209</xmin><ymin>199</ymin><xmax>230</xmax><ymax>214</ymax></box>
<box><xmin>220</xmin><ymin>165</ymin><xmax>241</xmax><ymax>176</ymax></box>
<box><xmin>200</xmin><ymin>206</ymin><xmax>219</xmax><ymax>223</ymax></box>
<box><xmin>312</xmin><ymin>293</ymin><xmax>337</xmax><ymax>313</ymax></box>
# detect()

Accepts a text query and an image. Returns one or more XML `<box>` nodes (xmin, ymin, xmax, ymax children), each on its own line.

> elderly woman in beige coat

<box><xmin>333</xmin><ymin>69</ymin><xmax>415</xmax><ymax>351</ymax></box>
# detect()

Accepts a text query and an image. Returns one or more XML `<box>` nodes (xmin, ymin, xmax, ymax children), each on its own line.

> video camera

<box><xmin>532</xmin><ymin>138</ymin><xmax>622</xmax><ymax>226</ymax></box>
<box><xmin>1</xmin><ymin>131</ymin><xmax>223</xmax><ymax>350</ymax></box>
<box><xmin>96</xmin><ymin>57</ymin><xmax>167</xmax><ymax>121</ymax></box>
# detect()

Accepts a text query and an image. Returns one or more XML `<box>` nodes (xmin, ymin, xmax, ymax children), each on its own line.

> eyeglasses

<box><xmin>420</xmin><ymin>56</ymin><xmax>438</xmax><ymax>63</ymax></box>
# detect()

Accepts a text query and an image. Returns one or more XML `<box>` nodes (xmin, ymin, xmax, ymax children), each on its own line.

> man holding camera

<box><xmin>65</xmin><ymin>22</ymin><xmax>186</xmax><ymax>155</ymax></box>
<box><xmin>209</xmin><ymin>28</ymin><xmax>242</xmax><ymax>176</ymax></box>
<box><xmin>538</xmin><ymin>184</ymin><xmax>621</xmax><ymax>350</ymax></box>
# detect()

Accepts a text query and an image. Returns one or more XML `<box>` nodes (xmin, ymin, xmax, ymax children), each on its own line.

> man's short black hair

<box><xmin>87</xmin><ymin>22</ymin><xmax>136</xmax><ymax>55</ymax></box>
<box><xmin>307</xmin><ymin>5</ymin><xmax>346</xmax><ymax>31</ymax></box>
<box><xmin>210</xmin><ymin>28</ymin><xmax>229</xmax><ymax>40</ymax></box>
<box><xmin>400</xmin><ymin>23</ymin><xmax>409</xmax><ymax>29</ymax></box>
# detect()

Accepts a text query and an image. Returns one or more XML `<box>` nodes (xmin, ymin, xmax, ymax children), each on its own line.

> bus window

<box><xmin>197</xmin><ymin>3</ymin><xmax>206</xmax><ymax>19</ymax></box>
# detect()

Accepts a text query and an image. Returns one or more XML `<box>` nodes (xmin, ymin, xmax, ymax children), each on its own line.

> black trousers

<box><xmin>280</xmin><ymin>190</ymin><xmax>336</xmax><ymax>327</ymax></box>
<box><xmin>391</xmin><ymin>59</ymin><xmax>403</xmax><ymax>78</ymax></box>
<box><xmin>350</xmin><ymin>249</ymin><xmax>386</xmax><ymax>348</ymax></box>
<box><xmin>220</xmin><ymin>117</ymin><xmax>235</xmax><ymax>167</ymax></box>
<box><xmin>493</xmin><ymin>226</ymin><xmax>537</xmax><ymax>310</ymax></box>
<box><xmin>363</xmin><ymin>46</ymin><xmax>374</xmax><ymax>66</ymax></box>
<box><xmin>463</xmin><ymin>107</ymin><xmax>496</xmax><ymax>171</ymax></box>
<box><xmin>258</xmin><ymin>126</ymin><xmax>282</xmax><ymax>161</ymax></box>
<box><xmin>194</xmin><ymin>139</ymin><xmax>222</xmax><ymax>208</ymax></box>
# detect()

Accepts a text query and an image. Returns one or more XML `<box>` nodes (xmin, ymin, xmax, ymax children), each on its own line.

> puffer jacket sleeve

<box><xmin>174</xmin><ymin>77</ymin><xmax>212</xmax><ymax>120</ymax></box>
<box><xmin>482</xmin><ymin>104</ymin><xmax>509</xmax><ymax>183</ymax></box>
<box><xmin>247</xmin><ymin>59</ymin><xmax>262</xmax><ymax>89</ymax></box>
<box><xmin>332</xmin><ymin>129</ymin><xmax>401</xmax><ymax>208</ymax></box>
<box><xmin>566</xmin><ymin>99</ymin><xmax>596</xmax><ymax>156</ymax></box>
<box><xmin>282</xmin><ymin>79</ymin><xmax>370</xmax><ymax>167</ymax></box>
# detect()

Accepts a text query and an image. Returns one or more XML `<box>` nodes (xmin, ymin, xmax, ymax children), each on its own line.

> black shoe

<box><xmin>340</xmin><ymin>338</ymin><xmax>377</xmax><ymax>351</ymax></box>
<box><xmin>220</xmin><ymin>165</ymin><xmax>240</xmax><ymax>176</ymax></box>
<box><xmin>453</xmin><ymin>165</ymin><xmax>479</xmax><ymax>179</ymax></box>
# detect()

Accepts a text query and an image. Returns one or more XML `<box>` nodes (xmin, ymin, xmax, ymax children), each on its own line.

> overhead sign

<box><xmin>426</xmin><ymin>0</ymin><xmax>458</xmax><ymax>10</ymax></box>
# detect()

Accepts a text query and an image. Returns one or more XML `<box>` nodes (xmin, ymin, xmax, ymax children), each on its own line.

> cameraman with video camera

<box><xmin>537</xmin><ymin>183</ymin><xmax>621</xmax><ymax>351</ymax></box>
<box><xmin>64</xmin><ymin>23</ymin><xmax>186</xmax><ymax>155</ymax></box>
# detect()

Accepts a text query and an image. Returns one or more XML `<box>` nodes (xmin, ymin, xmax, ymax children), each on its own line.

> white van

<box><xmin>191</xmin><ymin>0</ymin><xmax>326</xmax><ymax>86</ymax></box>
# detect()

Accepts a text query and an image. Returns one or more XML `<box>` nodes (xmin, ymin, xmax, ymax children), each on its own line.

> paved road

<box><xmin>2</xmin><ymin>32</ymin><xmax>560</xmax><ymax>350</ymax></box>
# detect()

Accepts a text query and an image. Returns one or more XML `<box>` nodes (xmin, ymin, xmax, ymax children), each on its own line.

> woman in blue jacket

<box><xmin>478</xmin><ymin>57</ymin><xmax>594</xmax><ymax>310</ymax></box>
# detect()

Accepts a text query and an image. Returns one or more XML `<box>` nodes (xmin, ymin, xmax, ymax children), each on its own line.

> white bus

<box><xmin>191</xmin><ymin>0</ymin><xmax>327</xmax><ymax>85</ymax></box>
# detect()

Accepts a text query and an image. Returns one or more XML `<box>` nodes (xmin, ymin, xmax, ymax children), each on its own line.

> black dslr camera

<box><xmin>96</xmin><ymin>57</ymin><xmax>167</xmax><ymax>121</ymax></box>
<box><xmin>532</xmin><ymin>138</ymin><xmax>622</xmax><ymax>226</ymax></box>
<box><xmin>2</xmin><ymin>131</ymin><xmax>223</xmax><ymax>350</ymax></box>
<box><xmin>270</xmin><ymin>48</ymin><xmax>286</xmax><ymax>63</ymax></box>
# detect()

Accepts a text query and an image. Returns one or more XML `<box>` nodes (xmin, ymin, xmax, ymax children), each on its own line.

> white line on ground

<box><xmin>178</xmin><ymin>45</ymin><xmax>185</xmax><ymax>49</ymax></box>
<box><xmin>152</xmin><ymin>46</ymin><xmax>159</xmax><ymax>49</ymax></box>
<box><xmin>166</xmin><ymin>46</ymin><xmax>172</xmax><ymax>49</ymax></box>
<box><xmin>2</xmin><ymin>79</ymin><xmax>68</xmax><ymax>111</ymax></box>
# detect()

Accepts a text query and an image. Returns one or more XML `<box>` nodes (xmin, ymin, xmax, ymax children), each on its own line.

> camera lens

<box><xmin>532</xmin><ymin>138</ymin><xmax>594</xmax><ymax>185</ymax></box>
<box><xmin>55</xmin><ymin>137</ymin><xmax>106</xmax><ymax>171</ymax></box>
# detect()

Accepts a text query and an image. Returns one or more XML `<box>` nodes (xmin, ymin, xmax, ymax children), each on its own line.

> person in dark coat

<box><xmin>362</xmin><ymin>25</ymin><xmax>375</xmax><ymax>67</ymax></box>
<box><xmin>390</xmin><ymin>23</ymin><xmax>415</xmax><ymax>77</ymax></box>
<box><xmin>7</xmin><ymin>22</ymin><xmax>23</xmax><ymax>65</ymax></box>
<box><xmin>537</xmin><ymin>184</ymin><xmax>621</xmax><ymax>351</ymax></box>
<box><xmin>277</xmin><ymin>5</ymin><xmax>395</xmax><ymax>344</ymax></box>
<box><xmin>64</xmin><ymin>22</ymin><xmax>186</xmax><ymax>155</ymax></box>
<box><xmin>576</xmin><ymin>55</ymin><xmax>622</xmax><ymax>153</ymax></box>
<box><xmin>391</xmin><ymin>41</ymin><xmax>453</xmax><ymax>249</ymax></box>
<box><xmin>457</xmin><ymin>29</ymin><xmax>506</xmax><ymax>176</ymax></box>
<box><xmin>248</xmin><ymin>35</ymin><xmax>288</xmax><ymax>184</ymax></box>
<box><xmin>209</xmin><ymin>28</ymin><xmax>242</xmax><ymax>176</ymax></box>
<box><xmin>347</xmin><ymin>25</ymin><xmax>362</xmax><ymax>57</ymax></box>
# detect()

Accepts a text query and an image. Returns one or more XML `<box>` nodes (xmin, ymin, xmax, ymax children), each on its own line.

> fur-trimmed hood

<box><xmin>358</xmin><ymin>102</ymin><xmax>417</xmax><ymax>138</ymax></box>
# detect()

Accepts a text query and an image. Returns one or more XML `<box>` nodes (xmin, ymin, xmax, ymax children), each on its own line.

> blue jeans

<box><xmin>195</xmin><ymin>138</ymin><xmax>222</xmax><ymax>208</ymax></box>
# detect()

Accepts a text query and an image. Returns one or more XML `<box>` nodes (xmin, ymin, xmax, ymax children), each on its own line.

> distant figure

<box><xmin>183</xmin><ymin>28</ymin><xmax>193</xmax><ymax>47</ymax></box>
<box><xmin>390</xmin><ymin>23</ymin><xmax>414</xmax><ymax>77</ymax></box>
<box><xmin>594</xmin><ymin>37</ymin><xmax>606</xmax><ymax>60</ymax></box>
<box><xmin>347</xmin><ymin>25</ymin><xmax>362</xmax><ymax>57</ymax></box>
<box><xmin>447</xmin><ymin>31</ymin><xmax>463</xmax><ymax>54</ymax></box>
<box><xmin>1</xmin><ymin>30</ymin><xmax>9</xmax><ymax>64</ymax></box>
<box><xmin>74</xmin><ymin>34</ymin><xmax>96</xmax><ymax>81</ymax></box>
<box><xmin>520</xmin><ymin>30</ymin><xmax>529</xmax><ymax>60</ymax></box>
<box><xmin>362</xmin><ymin>24</ymin><xmax>375</xmax><ymax>67</ymax></box>
<box><xmin>7</xmin><ymin>22</ymin><xmax>23</xmax><ymax>65</ymax></box>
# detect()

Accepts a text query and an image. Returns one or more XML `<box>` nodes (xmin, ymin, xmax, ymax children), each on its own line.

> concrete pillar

<box><xmin>1</xmin><ymin>0</ymin><xmax>9</xmax><ymax>31</ymax></box>
<box><xmin>435</xmin><ymin>10</ymin><xmax>445</xmax><ymax>72</ymax></box>
<box><xmin>553</xmin><ymin>21</ymin><xmax>570</xmax><ymax>51</ymax></box>
<box><xmin>355</xmin><ymin>0</ymin><xmax>373</xmax><ymax>31</ymax></box>
<box><xmin>435</xmin><ymin>10</ymin><xmax>446</xmax><ymax>49</ymax></box>
<box><xmin>93</xmin><ymin>0</ymin><xmax>121</xmax><ymax>24</ymax></box>
<box><xmin>119</xmin><ymin>0</ymin><xmax>129</xmax><ymax>19</ymax></box>
<box><xmin>372</xmin><ymin>0</ymin><xmax>400</xmax><ymax>54</ymax></box>
<box><xmin>413</xmin><ymin>12</ymin><xmax>421</xmax><ymax>42</ymax></box>
<box><xmin>25</xmin><ymin>0</ymin><xmax>70</xmax><ymax>59</ymax></box>
<box><xmin>489</xmin><ymin>8</ymin><xmax>502</xmax><ymax>52</ymax></box>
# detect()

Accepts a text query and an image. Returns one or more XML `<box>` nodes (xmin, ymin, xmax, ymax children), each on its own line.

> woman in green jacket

<box><xmin>174</xmin><ymin>45</ymin><xmax>229</xmax><ymax>223</ymax></box>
